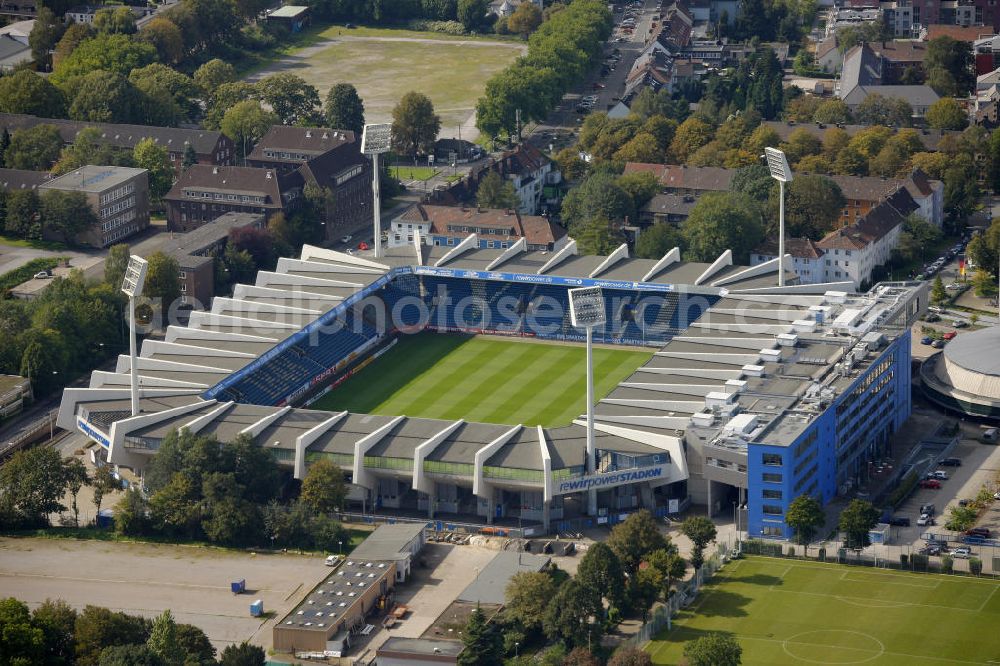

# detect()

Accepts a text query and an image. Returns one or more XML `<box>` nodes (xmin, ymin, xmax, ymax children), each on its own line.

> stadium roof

<box><xmin>59</xmin><ymin>236</ymin><xmax>921</xmax><ymax>500</ymax></box>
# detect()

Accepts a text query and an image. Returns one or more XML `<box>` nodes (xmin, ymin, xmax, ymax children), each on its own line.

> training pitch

<box><xmin>647</xmin><ymin>556</ymin><xmax>1000</xmax><ymax>665</ymax></box>
<box><xmin>311</xmin><ymin>334</ymin><xmax>651</xmax><ymax>427</ymax></box>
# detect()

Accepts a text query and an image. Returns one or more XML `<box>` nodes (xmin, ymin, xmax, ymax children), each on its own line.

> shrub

<box><xmin>899</xmin><ymin>553</ymin><xmax>908</xmax><ymax>567</ymax></box>
<box><xmin>817</xmin><ymin>547</ymin><xmax>826</xmax><ymax>561</ymax></box>
<box><xmin>941</xmin><ymin>554</ymin><xmax>954</xmax><ymax>574</ymax></box>
<box><xmin>887</xmin><ymin>471</ymin><xmax>919</xmax><ymax>508</ymax></box>
<box><xmin>910</xmin><ymin>553</ymin><xmax>928</xmax><ymax>571</ymax></box>
<box><xmin>970</xmin><ymin>558</ymin><xmax>983</xmax><ymax>575</ymax></box>
<box><xmin>0</xmin><ymin>257</ymin><xmax>65</xmax><ymax>292</ymax></box>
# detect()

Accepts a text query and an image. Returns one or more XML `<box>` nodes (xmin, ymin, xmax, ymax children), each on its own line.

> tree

<box><xmin>608</xmin><ymin>646</ymin><xmax>653</xmax><ymax>666</ymax></box>
<box><xmin>926</xmin><ymin>97</ymin><xmax>969</xmax><ymax>131</ymax></box>
<box><xmin>670</xmin><ymin>117</ymin><xmax>713</xmax><ymax>162</ymax></box>
<box><xmin>931</xmin><ymin>274</ymin><xmax>948</xmax><ymax>304</ymax></box>
<box><xmin>542</xmin><ymin>579</ymin><xmax>600</xmax><ymax>647</ymax></box>
<box><xmin>839</xmin><ymin>498</ymin><xmax>879</xmax><ymax>551</ymax></box>
<box><xmin>40</xmin><ymin>190</ymin><xmax>97</xmax><ymax>242</ymax></box>
<box><xmin>93</xmin><ymin>6</ymin><xmax>137</xmax><ymax>34</ymax></box>
<box><xmin>508</xmin><ymin>1</ymin><xmax>543</xmax><ymax>38</ymax></box>
<box><xmin>0</xmin><ymin>446</ymin><xmax>71</xmax><ymax>528</ymax></box>
<box><xmin>53</xmin><ymin>127</ymin><xmax>122</xmax><ymax>176</ymax></box>
<box><xmin>194</xmin><ymin>59</ymin><xmax>237</xmax><ymax>98</ymax></box>
<box><xmin>99</xmin><ymin>644</ymin><xmax>165</xmax><ymax>666</ymax></box>
<box><xmin>67</xmin><ymin>70</ymin><xmax>141</xmax><ymax>124</ymax></box>
<box><xmin>29</xmin><ymin>6</ymin><xmax>65</xmax><ymax>70</ymax></box>
<box><xmin>457</xmin><ymin>0</ymin><xmax>489</xmax><ymax>31</ymax></box>
<box><xmin>300</xmin><ymin>459</ymin><xmax>347</xmax><ymax>515</ymax></box>
<box><xmin>90</xmin><ymin>463</ymin><xmax>119</xmax><ymax>522</ymax></box>
<box><xmin>134</xmin><ymin>139</ymin><xmax>174</xmax><ymax>205</ymax></box>
<box><xmin>683</xmin><ymin>633</ymin><xmax>742</xmax><ymax>666</ymax></box>
<box><xmin>606</xmin><ymin>509</ymin><xmax>668</xmax><ymax>575</ymax></box>
<box><xmin>143</xmin><ymin>251</ymin><xmax>181</xmax><ymax>321</ymax></box>
<box><xmin>767</xmin><ymin>174</ymin><xmax>845</xmax><ymax>239</ymax></box>
<box><xmin>33</xmin><ymin>599</ymin><xmax>78</xmax><ymax>666</ymax></box>
<box><xmin>74</xmin><ymin>605</ymin><xmax>151</xmax><ymax>666</ymax></box>
<box><xmin>458</xmin><ymin>606</ymin><xmax>502</xmax><ymax>666</ymax></box>
<box><xmin>476</xmin><ymin>171</ymin><xmax>518</xmax><ymax>209</ymax></box>
<box><xmin>680</xmin><ymin>516</ymin><xmax>717</xmax><ymax>571</ymax></box>
<box><xmin>257</xmin><ymin>73</ymin><xmax>321</xmax><ymax>126</ymax></box>
<box><xmin>785</xmin><ymin>494</ymin><xmax>824</xmax><ymax>546</ymax></box>
<box><xmin>780</xmin><ymin>128</ymin><xmax>822</xmax><ymax>165</ymax></box>
<box><xmin>218</xmin><ymin>642</ymin><xmax>265</xmax><ymax>666</ymax></box>
<box><xmin>175</xmin><ymin>624</ymin><xmax>215</xmax><ymax>665</ymax></box>
<box><xmin>560</xmin><ymin>171</ymin><xmax>634</xmax><ymax>231</ymax></box>
<box><xmin>813</xmin><ymin>99</ymin><xmax>852</xmax><ymax>125</ymax></box>
<box><xmin>926</xmin><ymin>36</ymin><xmax>975</xmax><ymax>95</ymax></box>
<box><xmin>973</xmin><ymin>268</ymin><xmax>998</xmax><ymax>298</ymax></box>
<box><xmin>53</xmin><ymin>23</ymin><xmax>94</xmax><ymax>65</ymax></box>
<box><xmin>681</xmin><ymin>192</ymin><xmax>765</xmax><ymax>264</ymax></box>
<box><xmin>573</xmin><ymin>214</ymin><xmax>625</xmax><ymax>255</ymax></box>
<box><xmin>113</xmin><ymin>487</ymin><xmax>149</xmax><ymax>536</ymax></box>
<box><xmin>576</xmin><ymin>541</ymin><xmax>625</xmax><ymax>611</ymax></box>
<box><xmin>182</xmin><ymin>144</ymin><xmax>198</xmax><ymax>170</ymax></box>
<box><xmin>505</xmin><ymin>571</ymin><xmax>557</xmax><ymax>634</ymax></box>
<box><xmin>0</xmin><ymin>597</ymin><xmax>46</xmax><ymax>665</ymax></box>
<box><xmin>392</xmin><ymin>91</ymin><xmax>441</xmax><ymax>157</ymax></box>
<box><xmin>221</xmin><ymin>100</ymin><xmax>278</xmax><ymax>165</ymax></box>
<box><xmin>855</xmin><ymin>93</ymin><xmax>912</xmax><ymax>127</ymax></box>
<box><xmin>105</xmin><ymin>244</ymin><xmax>133</xmax><ymax>287</ymax></box>
<box><xmin>324</xmin><ymin>83</ymin><xmax>366</xmax><ymax>135</ymax></box>
<box><xmin>5</xmin><ymin>124</ymin><xmax>63</xmax><ymax>170</ymax></box>
<box><xmin>563</xmin><ymin>647</ymin><xmax>600</xmax><ymax>666</ymax></box>
<box><xmin>139</xmin><ymin>18</ymin><xmax>184</xmax><ymax>64</ymax></box>
<box><xmin>635</xmin><ymin>223</ymin><xmax>683</xmax><ymax>259</ymax></box>
<box><xmin>129</xmin><ymin>63</ymin><xmax>200</xmax><ymax>123</ymax></box>
<box><xmin>63</xmin><ymin>458</ymin><xmax>89</xmax><ymax>527</ymax></box>
<box><xmin>51</xmin><ymin>33</ymin><xmax>157</xmax><ymax>84</ymax></box>
<box><xmin>146</xmin><ymin>610</ymin><xmax>184</xmax><ymax>666</ymax></box>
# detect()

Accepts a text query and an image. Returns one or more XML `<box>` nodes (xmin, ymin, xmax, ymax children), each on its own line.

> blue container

<box><xmin>250</xmin><ymin>599</ymin><xmax>263</xmax><ymax>617</ymax></box>
<box><xmin>231</xmin><ymin>579</ymin><xmax>246</xmax><ymax>594</ymax></box>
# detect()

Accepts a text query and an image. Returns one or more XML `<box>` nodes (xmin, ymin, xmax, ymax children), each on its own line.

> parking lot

<box><xmin>0</xmin><ymin>537</ymin><xmax>330</xmax><ymax>653</ymax></box>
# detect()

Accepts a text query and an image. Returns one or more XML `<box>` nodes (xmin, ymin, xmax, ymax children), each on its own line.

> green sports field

<box><xmin>311</xmin><ymin>333</ymin><xmax>651</xmax><ymax>427</ymax></box>
<box><xmin>647</xmin><ymin>556</ymin><xmax>1000</xmax><ymax>665</ymax></box>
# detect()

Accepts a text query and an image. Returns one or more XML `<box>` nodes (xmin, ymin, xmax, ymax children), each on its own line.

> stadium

<box><xmin>58</xmin><ymin>235</ymin><xmax>926</xmax><ymax>539</ymax></box>
<box><xmin>921</xmin><ymin>325</ymin><xmax>1000</xmax><ymax>419</ymax></box>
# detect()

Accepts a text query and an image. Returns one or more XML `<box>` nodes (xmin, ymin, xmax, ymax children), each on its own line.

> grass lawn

<box><xmin>647</xmin><ymin>556</ymin><xmax>1000</xmax><ymax>665</ymax></box>
<box><xmin>391</xmin><ymin>165</ymin><xmax>439</xmax><ymax>181</ymax></box>
<box><xmin>259</xmin><ymin>27</ymin><xmax>524</xmax><ymax>131</ymax></box>
<box><xmin>0</xmin><ymin>234</ymin><xmax>67</xmax><ymax>251</ymax></box>
<box><xmin>311</xmin><ymin>333</ymin><xmax>651</xmax><ymax>427</ymax></box>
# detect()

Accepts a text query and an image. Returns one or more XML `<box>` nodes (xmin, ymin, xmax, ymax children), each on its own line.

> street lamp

<box><xmin>763</xmin><ymin>147</ymin><xmax>793</xmax><ymax>287</ymax></box>
<box><xmin>120</xmin><ymin>255</ymin><xmax>148</xmax><ymax>417</ymax></box>
<box><xmin>362</xmin><ymin>123</ymin><xmax>393</xmax><ymax>259</ymax></box>
<box><xmin>569</xmin><ymin>287</ymin><xmax>606</xmax><ymax>517</ymax></box>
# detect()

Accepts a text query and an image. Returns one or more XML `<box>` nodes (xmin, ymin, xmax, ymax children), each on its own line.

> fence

<box><xmin>622</xmin><ymin>541</ymin><xmax>732</xmax><ymax>647</ymax></box>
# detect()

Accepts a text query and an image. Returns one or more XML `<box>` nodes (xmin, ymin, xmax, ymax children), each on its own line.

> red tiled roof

<box><xmin>623</xmin><ymin>163</ymin><xmax>734</xmax><ymax>191</ymax></box>
<box><xmin>753</xmin><ymin>237</ymin><xmax>824</xmax><ymax>259</ymax></box>
<box><xmin>400</xmin><ymin>204</ymin><xmax>565</xmax><ymax>246</ymax></box>
<box><xmin>926</xmin><ymin>24</ymin><xmax>995</xmax><ymax>42</ymax></box>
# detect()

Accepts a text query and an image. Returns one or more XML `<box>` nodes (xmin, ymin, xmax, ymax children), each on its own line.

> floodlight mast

<box><xmin>764</xmin><ymin>147</ymin><xmax>793</xmax><ymax>287</ymax></box>
<box><xmin>362</xmin><ymin>123</ymin><xmax>392</xmax><ymax>259</ymax></box>
<box><xmin>569</xmin><ymin>287</ymin><xmax>606</xmax><ymax>516</ymax></box>
<box><xmin>120</xmin><ymin>255</ymin><xmax>148</xmax><ymax>417</ymax></box>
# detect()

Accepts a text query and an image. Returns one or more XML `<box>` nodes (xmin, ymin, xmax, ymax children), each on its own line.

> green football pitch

<box><xmin>647</xmin><ymin>556</ymin><xmax>1000</xmax><ymax>665</ymax></box>
<box><xmin>310</xmin><ymin>333</ymin><xmax>651</xmax><ymax>427</ymax></box>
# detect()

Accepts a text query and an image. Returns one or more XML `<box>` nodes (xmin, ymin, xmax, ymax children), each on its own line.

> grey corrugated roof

<box><xmin>456</xmin><ymin>551</ymin><xmax>550</xmax><ymax>605</ymax></box>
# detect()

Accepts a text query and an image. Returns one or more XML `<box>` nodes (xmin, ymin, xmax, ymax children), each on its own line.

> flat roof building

<box><xmin>349</xmin><ymin>523</ymin><xmax>426</xmax><ymax>582</ymax></box>
<box><xmin>376</xmin><ymin>637</ymin><xmax>463</xmax><ymax>665</ymax></box>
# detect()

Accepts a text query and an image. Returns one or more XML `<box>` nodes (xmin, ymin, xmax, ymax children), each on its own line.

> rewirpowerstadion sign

<box><xmin>554</xmin><ymin>465</ymin><xmax>666</xmax><ymax>495</ymax></box>
<box><xmin>78</xmin><ymin>418</ymin><xmax>111</xmax><ymax>448</ymax></box>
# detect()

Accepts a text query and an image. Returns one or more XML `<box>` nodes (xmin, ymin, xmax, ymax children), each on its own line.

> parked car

<box><xmin>932</xmin><ymin>340</ymin><xmax>945</xmax><ymax>349</ymax></box>
<box><xmin>923</xmin><ymin>313</ymin><xmax>940</xmax><ymax>322</ymax></box>
<box><xmin>917</xmin><ymin>513</ymin><xmax>934</xmax><ymax>526</ymax></box>
<box><xmin>959</xmin><ymin>499</ymin><xmax>970</xmax><ymax>507</ymax></box>
<box><xmin>889</xmin><ymin>517</ymin><xmax>911</xmax><ymax>527</ymax></box>
<box><xmin>340</xmin><ymin>234</ymin><xmax>353</xmax><ymax>244</ymax></box>
<box><xmin>921</xmin><ymin>544</ymin><xmax>943</xmax><ymax>556</ymax></box>
<box><xmin>953</xmin><ymin>319</ymin><xmax>969</xmax><ymax>328</ymax></box>
<box><xmin>939</xmin><ymin>457</ymin><xmax>961</xmax><ymax>467</ymax></box>
<box><xmin>951</xmin><ymin>547</ymin><xmax>972</xmax><ymax>559</ymax></box>
<box><xmin>931</xmin><ymin>470</ymin><xmax>949</xmax><ymax>480</ymax></box>
<box><xmin>942</xmin><ymin>331</ymin><xmax>957</xmax><ymax>341</ymax></box>
<box><xmin>919</xmin><ymin>479</ymin><xmax>941</xmax><ymax>489</ymax></box>
<box><xmin>921</xmin><ymin>336</ymin><xmax>933</xmax><ymax>345</ymax></box>
<box><xmin>946</xmin><ymin>283</ymin><xmax>963</xmax><ymax>291</ymax></box>
<box><xmin>33</xmin><ymin>271</ymin><xmax>51</xmax><ymax>279</ymax></box>
<box><xmin>965</xmin><ymin>527</ymin><xmax>991</xmax><ymax>538</ymax></box>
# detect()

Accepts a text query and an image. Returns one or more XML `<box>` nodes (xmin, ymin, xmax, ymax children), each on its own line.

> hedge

<box><xmin>0</xmin><ymin>257</ymin><xmax>65</xmax><ymax>293</ymax></box>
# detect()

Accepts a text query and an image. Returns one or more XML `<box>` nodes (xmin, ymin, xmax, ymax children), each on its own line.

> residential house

<box><xmin>0</xmin><ymin>113</ymin><xmax>235</xmax><ymax>175</ymax></box>
<box><xmin>0</xmin><ymin>19</ymin><xmax>33</xmax><ymax>44</ymax></box>
<box><xmin>639</xmin><ymin>193</ymin><xmax>698</xmax><ymax>226</ymax></box>
<box><xmin>160</xmin><ymin>211</ymin><xmax>265</xmax><ymax>308</ymax></box>
<box><xmin>925</xmin><ymin>24</ymin><xmax>994</xmax><ymax>42</ymax></box>
<box><xmin>814</xmin><ymin>188</ymin><xmax>918</xmax><ymax>287</ymax></box>
<box><xmin>975</xmin><ymin>34</ymin><xmax>1000</xmax><ymax>75</ymax></box>
<box><xmin>837</xmin><ymin>43</ymin><xmax>939</xmax><ymax>116</ymax></box>
<box><xmin>0</xmin><ymin>167</ymin><xmax>52</xmax><ymax>191</ymax></box>
<box><xmin>389</xmin><ymin>204</ymin><xmax>567</xmax><ymax>252</ymax></box>
<box><xmin>829</xmin><ymin>170</ymin><xmax>944</xmax><ymax>227</ymax></box>
<box><xmin>761</xmin><ymin>119</ymin><xmax>963</xmax><ymax>152</ymax></box>
<box><xmin>489</xmin><ymin>0</ymin><xmax>542</xmax><ymax>17</ymax></box>
<box><xmin>484</xmin><ymin>143</ymin><xmax>561</xmax><ymax>215</ymax></box>
<box><xmin>0</xmin><ymin>0</ymin><xmax>37</xmax><ymax>20</ymax></box>
<box><xmin>246</xmin><ymin>125</ymin><xmax>372</xmax><ymax>240</ymax></box>
<box><xmin>37</xmin><ymin>165</ymin><xmax>150</xmax><ymax>248</ymax></box>
<box><xmin>164</xmin><ymin>165</ymin><xmax>300</xmax><ymax>232</ymax></box>
<box><xmin>816</xmin><ymin>36</ymin><xmax>842</xmax><ymax>73</ymax></box>
<box><xmin>623</xmin><ymin>163</ymin><xmax>735</xmax><ymax>194</ymax></box>
<box><xmin>63</xmin><ymin>3</ymin><xmax>154</xmax><ymax>24</ymax></box>
<box><xmin>0</xmin><ymin>33</ymin><xmax>29</xmax><ymax>71</ymax></box>
<box><xmin>846</xmin><ymin>0</ymin><xmax>1000</xmax><ymax>32</ymax></box>
<box><xmin>867</xmin><ymin>40</ymin><xmax>929</xmax><ymax>81</ymax></box>
<box><xmin>750</xmin><ymin>238</ymin><xmax>826</xmax><ymax>284</ymax></box>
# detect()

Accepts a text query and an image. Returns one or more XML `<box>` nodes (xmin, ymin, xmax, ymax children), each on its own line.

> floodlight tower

<box><xmin>120</xmin><ymin>255</ymin><xmax>148</xmax><ymax>417</ymax></box>
<box><xmin>763</xmin><ymin>147</ymin><xmax>793</xmax><ymax>287</ymax></box>
<box><xmin>568</xmin><ymin>287</ymin><xmax>606</xmax><ymax>516</ymax></box>
<box><xmin>361</xmin><ymin>123</ymin><xmax>393</xmax><ymax>259</ymax></box>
